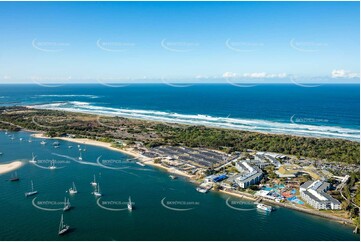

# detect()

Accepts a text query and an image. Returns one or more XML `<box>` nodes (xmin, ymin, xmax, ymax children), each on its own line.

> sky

<box><xmin>0</xmin><ymin>1</ymin><xmax>359</xmax><ymax>84</ymax></box>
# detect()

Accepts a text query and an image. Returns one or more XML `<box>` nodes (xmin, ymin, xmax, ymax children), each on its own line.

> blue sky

<box><xmin>0</xmin><ymin>1</ymin><xmax>359</xmax><ymax>83</ymax></box>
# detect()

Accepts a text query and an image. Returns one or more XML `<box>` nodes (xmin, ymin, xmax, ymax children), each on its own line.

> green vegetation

<box><xmin>0</xmin><ymin>106</ymin><xmax>359</xmax><ymax>164</ymax></box>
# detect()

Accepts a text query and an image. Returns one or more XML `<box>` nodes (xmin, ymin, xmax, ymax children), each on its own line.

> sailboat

<box><xmin>9</xmin><ymin>172</ymin><xmax>19</xmax><ymax>181</ymax></box>
<box><xmin>49</xmin><ymin>160</ymin><xmax>57</xmax><ymax>170</ymax></box>
<box><xmin>69</xmin><ymin>182</ymin><xmax>77</xmax><ymax>194</ymax></box>
<box><xmin>127</xmin><ymin>196</ymin><xmax>133</xmax><ymax>211</ymax></box>
<box><xmin>25</xmin><ymin>180</ymin><xmax>38</xmax><ymax>197</ymax></box>
<box><xmin>63</xmin><ymin>198</ymin><xmax>71</xmax><ymax>211</ymax></box>
<box><xmin>92</xmin><ymin>183</ymin><xmax>102</xmax><ymax>197</ymax></box>
<box><xmin>58</xmin><ymin>214</ymin><xmax>70</xmax><ymax>235</ymax></box>
<box><xmin>78</xmin><ymin>151</ymin><xmax>83</xmax><ymax>161</ymax></box>
<box><xmin>29</xmin><ymin>153</ymin><xmax>37</xmax><ymax>163</ymax></box>
<box><xmin>90</xmin><ymin>175</ymin><xmax>97</xmax><ymax>186</ymax></box>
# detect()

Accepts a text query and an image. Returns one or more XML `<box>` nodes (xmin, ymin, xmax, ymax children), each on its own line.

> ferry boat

<box><xmin>127</xmin><ymin>196</ymin><xmax>133</xmax><ymax>211</ymax></box>
<box><xmin>25</xmin><ymin>180</ymin><xmax>38</xmax><ymax>197</ymax></box>
<box><xmin>69</xmin><ymin>182</ymin><xmax>77</xmax><ymax>194</ymax></box>
<box><xmin>58</xmin><ymin>214</ymin><xmax>70</xmax><ymax>235</ymax></box>
<box><xmin>256</xmin><ymin>203</ymin><xmax>273</xmax><ymax>212</ymax></box>
<box><xmin>63</xmin><ymin>198</ymin><xmax>71</xmax><ymax>211</ymax></box>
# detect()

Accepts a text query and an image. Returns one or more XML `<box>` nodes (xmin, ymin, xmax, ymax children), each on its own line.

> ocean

<box><xmin>0</xmin><ymin>84</ymin><xmax>359</xmax><ymax>141</ymax></box>
<box><xmin>0</xmin><ymin>131</ymin><xmax>359</xmax><ymax>241</ymax></box>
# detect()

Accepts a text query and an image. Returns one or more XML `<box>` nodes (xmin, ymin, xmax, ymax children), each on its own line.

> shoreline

<box><xmin>0</xmin><ymin>161</ymin><xmax>24</xmax><ymax>175</ymax></box>
<box><xmin>31</xmin><ymin>133</ymin><xmax>193</xmax><ymax>179</ymax></box>
<box><xmin>25</xmin><ymin>106</ymin><xmax>360</xmax><ymax>142</ymax></box>
<box><xmin>20</xmin><ymin>131</ymin><xmax>357</xmax><ymax>227</ymax></box>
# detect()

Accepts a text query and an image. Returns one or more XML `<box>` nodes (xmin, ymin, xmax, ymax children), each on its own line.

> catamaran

<box><xmin>9</xmin><ymin>172</ymin><xmax>19</xmax><ymax>181</ymax></box>
<box><xmin>90</xmin><ymin>175</ymin><xmax>97</xmax><ymax>186</ymax></box>
<box><xmin>63</xmin><ymin>198</ymin><xmax>71</xmax><ymax>211</ymax></box>
<box><xmin>58</xmin><ymin>214</ymin><xmax>70</xmax><ymax>235</ymax></box>
<box><xmin>69</xmin><ymin>182</ymin><xmax>77</xmax><ymax>194</ymax></box>
<box><xmin>127</xmin><ymin>196</ymin><xmax>133</xmax><ymax>211</ymax></box>
<box><xmin>25</xmin><ymin>180</ymin><xmax>38</xmax><ymax>197</ymax></box>
<box><xmin>92</xmin><ymin>183</ymin><xmax>102</xmax><ymax>197</ymax></box>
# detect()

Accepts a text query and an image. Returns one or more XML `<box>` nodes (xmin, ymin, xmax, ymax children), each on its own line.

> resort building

<box><xmin>300</xmin><ymin>180</ymin><xmax>341</xmax><ymax>210</ymax></box>
<box><xmin>276</xmin><ymin>164</ymin><xmax>300</xmax><ymax>178</ymax></box>
<box><xmin>234</xmin><ymin>161</ymin><xmax>263</xmax><ymax>188</ymax></box>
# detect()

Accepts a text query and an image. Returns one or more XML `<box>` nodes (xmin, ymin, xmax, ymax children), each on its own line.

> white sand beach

<box><xmin>31</xmin><ymin>133</ymin><xmax>192</xmax><ymax>178</ymax></box>
<box><xmin>0</xmin><ymin>161</ymin><xmax>24</xmax><ymax>175</ymax></box>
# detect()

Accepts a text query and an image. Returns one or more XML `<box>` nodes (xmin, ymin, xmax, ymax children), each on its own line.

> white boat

<box><xmin>28</xmin><ymin>138</ymin><xmax>32</xmax><ymax>143</ymax></box>
<box><xmin>10</xmin><ymin>135</ymin><xmax>15</xmax><ymax>140</ymax></box>
<box><xmin>25</xmin><ymin>180</ymin><xmax>38</xmax><ymax>197</ymax></box>
<box><xmin>92</xmin><ymin>183</ymin><xmax>102</xmax><ymax>197</ymax></box>
<box><xmin>69</xmin><ymin>182</ymin><xmax>77</xmax><ymax>194</ymax></box>
<box><xmin>0</xmin><ymin>152</ymin><xmax>3</xmax><ymax>155</ymax></box>
<box><xmin>40</xmin><ymin>140</ymin><xmax>47</xmax><ymax>145</ymax></box>
<box><xmin>29</xmin><ymin>153</ymin><xmax>37</xmax><ymax>163</ymax></box>
<box><xmin>58</xmin><ymin>214</ymin><xmax>70</xmax><ymax>235</ymax></box>
<box><xmin>49</xmin><ymin>160</ymin><xmax>57</xmax><ymax>170</ymax></box>
<box><xmin>78</xmin><ymin>151</ymin><xmax>83</xmax><ymax>161</ymax></box>
<box><xmin>5</xmin><ymin>131</ymin><xmax>8</xmax><ymax>135</ymax></box>
<box><xmin>90</xmin><ymin>175</ymin><xmax>97</xmax><ymax>186</ymax></box>
<box><xmin>68</xmin><ymin>146</ymin><xmax>72</xmax><ymax>149</ymax></box>
<box><xmin>127</xmin><ymin>196</ymin><xmax>133</xmax><ymax>211</ymax></box>
<box><xmin>169</xmin><ymin>175</ymin><xmax>177</xmax><ymax>180</ymax></box>
<box><xmin>136</xmin><ymin>161</ymin><xmax>145</xmax><ymax>167</ymax></box>
<box><xmin>196</xmin><ymin>187</ymin><xmax>208</xmax><ymax>193</ymax></box>
<box><xmin>19</xmin><ymin>138</ymin><xmax>23</xmax><ymax>141</ymax></box>
<box><xmin>53</xmin><ymin>141</ymin><xmax>60</xmax><ymax>148</ymax></box>
<box><xmin>257</xmin><ymin>203</ymin><xmax>273</xmax><ymax>212</ymax></box>
<box><xmin>63</xmin><ymin>198</ymin><xmax>71</xmax><ymax>211</ymax></box>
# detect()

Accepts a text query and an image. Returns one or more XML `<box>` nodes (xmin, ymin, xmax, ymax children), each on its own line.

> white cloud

<box><xmin>223</xmin><ymin>72</ymin><xmax>287</xmax><ymax>79</ymax></box>
<box><xmin>331</xmin><ymin>69</ymin><xmax>359</xmax><ymax>78</ymax></box>
<box><xmin>222</xmin><ymin>72</ymin><xmax>237</xmax><ymax>78</ymax></box>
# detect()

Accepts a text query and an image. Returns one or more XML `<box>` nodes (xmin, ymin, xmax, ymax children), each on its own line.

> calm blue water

<box><xmin>0</xmin><ymin>84</ymin><xmax>359</xmax><ymax>140</ymax></box>
<box><xmin>0</xmin><ymin>131</ymin><xmax>359</xmax><ymax>241</ymax></box>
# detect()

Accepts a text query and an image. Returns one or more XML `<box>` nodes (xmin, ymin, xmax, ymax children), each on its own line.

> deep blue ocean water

<box><xmin>0</xmin><ymin>84</ymin><xmax>359</xmax><ymax>140</ymax></box>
